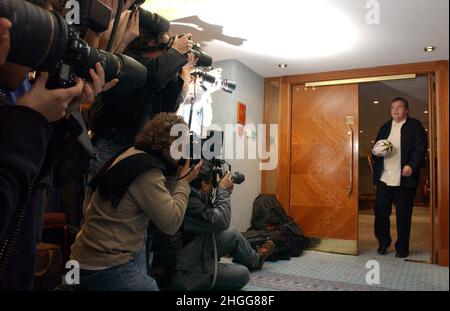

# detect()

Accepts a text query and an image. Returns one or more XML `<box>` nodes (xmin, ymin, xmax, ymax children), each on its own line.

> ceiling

<box><xmin>359</xmin><ymin>76</ymin><xmax>429</xmax><ymax>157</ymax></box>
<box><xmin>142</xmin><ymin>0</ymin><xmax>449</xmax><ymax>77</ymax></box>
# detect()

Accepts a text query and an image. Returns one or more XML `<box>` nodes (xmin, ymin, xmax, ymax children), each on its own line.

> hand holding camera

<box><xmin>16</xmin><ymin>72</ymin><xmax>84</xmax><ymax>122</ymax></box>
<box><xmin>172</xmin><ymin>33</ymin><xmax>193</xmax><ymax>55</ymax></box>
<box><xmin>218</xmin><ymin>171</ymin><xmax>233</xmax><ymax>190</ymax></box>
<box><xmin>0</xmin><ymin>17</ymin><xmax>10</xmax><ymax>66</ymax></box>
<box><xmin>115</xmin><ymin>8</ymin><xmax>140</xmax><ymax>53</ymax></box>
<box><xmin>84</xmin><ymin>62</ymin><xmax>120</xmax><ymax>101</ymax></box>
<box><xmin>179</xmin><ymin>159</ymin><xmax>203</xmax><ymax>183</ymax></box>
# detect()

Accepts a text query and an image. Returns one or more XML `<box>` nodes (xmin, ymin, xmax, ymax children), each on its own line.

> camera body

<box><xmin>180</xmin><ymin>131</ymin><xmax>245</xmax><ymax>187</ymax></box>
<box><xmin>0</xmin><ymin>0</ymin><xmax>147</xmax><ymax>93</ymax></box>
<box><xmin>48</xmin><ymin>0</ymin><xmax>111</xmax><ymax>88</ymax></box>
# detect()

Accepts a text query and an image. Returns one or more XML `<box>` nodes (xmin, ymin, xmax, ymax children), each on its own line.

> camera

<box><xmin>210</xmin><ymin>158</ymin><xmax>245</xmax><ymax>186</ymax></box>
<box><xmin>0</xmin><ymin>0</ymin><xmax>147</xmax><ymax>94</ymax></box>
<box><xmin>178</xmin><ymin>34</ymin><xmax>212</xmax><ymax>68</ymax></box>
<box><xmin>180</xmin><ymin>131</ymin><xmax>245</xmax><ymax>186</ymax></box>
<box><xmin>192</xmin><ymin>69</ymin><xmax>237</xmax><ymax>94</ymax></box>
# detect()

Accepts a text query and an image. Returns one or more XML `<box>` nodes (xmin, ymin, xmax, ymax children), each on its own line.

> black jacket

<box><xmin>92</xmin><ymin>48</ymin><xmax>188</xmax><ymax>146</ymax></box>
<box><xmin>0</xmin><ymin>105</ymin><xmax>81</xmax><ymax>290</ymax></box>
<box><xmin>372</xmin><ymin>117</ymin><xmax>428</xmax><ymax>188</ymax></box>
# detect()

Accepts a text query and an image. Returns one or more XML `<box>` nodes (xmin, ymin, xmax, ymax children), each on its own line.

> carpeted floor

<box><xmin>240</xmin><ymin>250</ymin><xmax>448</xmax><ymax>291</ymax></box>
<box><xmin>234</xmin><ymin>207</ymin><xmax>447</xmax><ymax>291</ymax></box>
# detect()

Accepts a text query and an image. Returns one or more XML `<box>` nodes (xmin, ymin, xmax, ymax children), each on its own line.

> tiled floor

<box><xmin>242</xmin><ymin>250</ymin><xmax>449</xmax><ymax>291</ymax></box>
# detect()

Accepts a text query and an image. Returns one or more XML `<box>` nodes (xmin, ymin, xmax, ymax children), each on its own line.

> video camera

<box><xmin>0</xmin><ymin>0</ymin><xmax>147</xmax><ymax>93</ymax></box>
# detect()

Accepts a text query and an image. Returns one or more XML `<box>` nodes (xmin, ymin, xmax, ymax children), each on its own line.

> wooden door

<box><xmin>290</xmin><ymin>84</ymin><xmax>359</xmax><ymax>255</ymax></box>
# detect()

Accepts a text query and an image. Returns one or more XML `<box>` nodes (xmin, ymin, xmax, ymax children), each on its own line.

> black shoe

<box><xmin>395</xmin><ymin>250</ymin><xmax>409</xmax><ymax>258</ymax></box>
<box><xmin>377</xmin><ymin>245</ymin><xmax>388</xmax><ymax>255</ymax></box>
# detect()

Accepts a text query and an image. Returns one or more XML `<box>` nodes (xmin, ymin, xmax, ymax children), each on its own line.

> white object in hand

<box><xmin>372</xmin><ymin>139</ymin><xmax>393</xmax><ymax>157</ymax></box>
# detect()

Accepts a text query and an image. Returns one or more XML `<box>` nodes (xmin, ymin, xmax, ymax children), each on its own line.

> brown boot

<box><xmin>256</xmin><ymin>240</ymin><xmax>275</xmax><ymax>269</ymax></box>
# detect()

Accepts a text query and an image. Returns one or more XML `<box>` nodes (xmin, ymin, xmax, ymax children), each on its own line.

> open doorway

<box><xmin>358</xmin><ymin>76</ymin><xmax>432</xmax><ymax>263</ymax></box>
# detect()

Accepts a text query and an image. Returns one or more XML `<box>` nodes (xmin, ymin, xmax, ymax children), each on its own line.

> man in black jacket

<box><xmin>372</xmin><ymin>97</ymin><xmax>428</xmax><ymax>258</ymax></box>
<box><xmin>0</xmin><ymin>59</ymin><xmax>84</xmax><ymax>291</ymax></box>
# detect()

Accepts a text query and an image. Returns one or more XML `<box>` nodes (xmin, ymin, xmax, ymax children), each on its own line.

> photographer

<box><xmin>89</xmin><ymin>8</ymin><xmax>195</xmax><ymax>174</ymax></box>
<box><xmin>70</xmin><ymin>113</ymin><xmax>202</xmax><ymax>291</ymax></box>
<box><xmin>0</xmin><ymin>0</ymin><xmax>119</xmax><ymax>290</ymax></box>
<box><xmin>154</xmin><ymin>161</ymin><xmax>274</xmax><ymax>291</ymax></box>
<box><xmin>0</xmin><ymin>14</ymin><xmax>86</xmax><ymax>290</ymax></box>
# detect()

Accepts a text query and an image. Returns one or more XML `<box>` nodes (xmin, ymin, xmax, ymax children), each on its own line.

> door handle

<box><xmin>346</xmin><ymin>123</ymin><xmax>353</xmax><ymax>195</ymax></box>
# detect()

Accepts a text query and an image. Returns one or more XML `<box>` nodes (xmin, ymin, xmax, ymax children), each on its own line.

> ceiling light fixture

<box><xmin>278</xmin><ymin>64</ymin><xmax>288</xmax><ymax>68</ymax></box>
<box><xmin>424</xmin><ymin>46</ymin><xmax>436</xmax><ymax>53</ymax></box>
<box><xmin>373</xmin><ymin>100</ymin><xmax>380</xmax><ymax>104</ymax></box>
<box><xmin>424</xmin><ymin>111</ymin><xmax>429</xmax><ymax>114</ymax></box>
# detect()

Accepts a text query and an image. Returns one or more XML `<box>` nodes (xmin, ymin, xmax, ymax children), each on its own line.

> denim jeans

<box><xmin>79</xmin><ymin>245</ymin><xmax>158</xmax><ymax>291</ymax></box>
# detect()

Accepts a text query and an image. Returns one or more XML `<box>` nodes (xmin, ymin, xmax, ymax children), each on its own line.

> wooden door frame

<box><xmin>262</xmin><ymin>60</ymin><xmax>449</xmax><ymax>266</ymax></box>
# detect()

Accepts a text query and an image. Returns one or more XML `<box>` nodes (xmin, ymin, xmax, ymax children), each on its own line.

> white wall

<box><xmin>209</xmin><ymin>59</ymin><xmax>265</xmax><ymax>232</ymax></box>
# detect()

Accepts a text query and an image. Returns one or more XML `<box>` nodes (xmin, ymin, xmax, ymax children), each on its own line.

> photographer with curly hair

<box><xmin>70</xmin><ymin>113</ymin><xmax>202</xmax><ymax>291</ymax></box>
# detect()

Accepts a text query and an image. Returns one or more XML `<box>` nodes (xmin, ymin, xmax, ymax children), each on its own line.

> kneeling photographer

<box><xmin>153</xmin><ymin>161</ymin><xmax>274</xmax><ymax>291</ymax></box>
<box><xmin>70</xmin><ymin>113</ymin><xmax>202</xmax><ymax>291</ymax></box>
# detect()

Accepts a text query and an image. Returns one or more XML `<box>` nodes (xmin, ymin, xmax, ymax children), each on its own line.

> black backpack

<box><xmin>245</xmin><ymin>194</ymin><xmax>306</xmax><ymax>260</ymax></box>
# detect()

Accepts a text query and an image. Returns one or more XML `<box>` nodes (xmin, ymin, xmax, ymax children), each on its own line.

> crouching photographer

<box><xmin>152</xmin><ymin>161</ymin><xmax>275</xmax><ymax>291</ymax></box>
<box><xmin>70</xmin><ymin>113</ymin><xmax>202</xmax><ymax>291</ymax></box>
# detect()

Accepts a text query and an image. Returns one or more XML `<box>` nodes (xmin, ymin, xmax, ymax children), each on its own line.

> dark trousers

<box><xmin>374</xmin><ymin>182</ymin><xmax>417</xmax><ymax>253</ymax></box>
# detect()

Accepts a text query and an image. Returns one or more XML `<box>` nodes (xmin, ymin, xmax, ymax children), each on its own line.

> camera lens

<box><xmin>231</xmin><ymin>172</ymin><xmax>245</xmax><ymax>185</ymax></box>
<box><xmin>191</xmin><ymin>47</ymin><xmax>212</xmax><ymax>68</ymax></box>
<box><xmin>221</xmin><ymin>79</ymin><xmax>237</xmax><ymax>93</ymax></box>
<box><xmin>0</xmin><ymin>0</ymin><xmax>69</xmax><ymax>70</ymax></box>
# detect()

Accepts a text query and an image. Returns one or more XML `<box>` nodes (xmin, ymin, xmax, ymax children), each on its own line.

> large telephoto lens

<box><xmin>80</xmin><ymin>48</ymin><xmax>147</xmax><ymax>95</ymax></box>
<box><xmin>0</xmin><ymin>0</ymin><xmax>69</xmax><ymax>70</ymax></box>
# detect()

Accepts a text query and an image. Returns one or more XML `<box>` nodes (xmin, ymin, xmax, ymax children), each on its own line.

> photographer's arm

<box><xmin>140</xmin><ymin>48</ymin><xmax>188</xmax><ymax>91</ymax></box>
<box><xmin>0</xmin><ymin>105</ymin><xmax>51</xmax><ymax>238</ymax></box>
<box><xmin>182</xmin><ymin>187</ymin><xmax>232</xmax><ymax>234</ymax></box>
<box><xmin>0</xmin><ymin>18</ymin><xmax>11</xmax><ymax>66</ymax></box>
<box><xmin>129</xmin><ymin>170</ymin><xmax>192</xmax><ymax>236</ymax></box>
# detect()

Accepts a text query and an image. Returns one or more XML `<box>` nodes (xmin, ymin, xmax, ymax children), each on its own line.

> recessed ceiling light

<box><xmin>278</xmin><ymin>64</ymin><xmax>288</xmax><ymax>68</ymax></box>
<box><xmin>373</xmin><ymin>100</ymin><xmax>380</xmax><ymax>104</ymax></box>
<box><xmin>371</xmin><ymin>141</ymin><xmax>375</xmax><ymax>143</ymax></box>
<box><xmin>360</xmin><ymin>130</ymin><xmax>364</xmax><ymax>134</ymax></box>
<box><xmin>424</xmin><ymin>110</ymin><xmax>429</xmax><ymax>114</ymax></box>
<box><xmin>425</xmin><ymin>129</ymin><xmax>429</xmax><ymax>132</ymax></box>
<box><xmin>424</xmin><ymin>46</ymin><xmax>436</xmax><ymax>52</ymax></box>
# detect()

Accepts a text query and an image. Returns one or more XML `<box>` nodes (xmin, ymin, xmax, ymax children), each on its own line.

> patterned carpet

<box><xmin>237</xmin><ymin>250</ymin><xmax>449</xmax><ymax>291</ymax></box>
<box><xmin>232</xmin><ymin>206</ymin><xmax>446</xmax><ymax>291</ymax></box>
<box><xmin>247</xmin><ymin>271</ymin><xmax>391</xmax><ymax>291</ymax></box>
